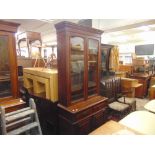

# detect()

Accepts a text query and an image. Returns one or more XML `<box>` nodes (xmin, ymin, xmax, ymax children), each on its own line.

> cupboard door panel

<box><xmin>0</xmin><ymin>35</ymin><xmax>12</xmax><ymax>98</ymax></box>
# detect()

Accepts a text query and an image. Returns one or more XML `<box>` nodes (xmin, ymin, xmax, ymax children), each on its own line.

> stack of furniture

<box><xmin>118</xmin><ymin>64</ymin><xmax>133</xmax><ymax>77</ymax></box>
<box><xmin>55</xmin><ymin>21</ymin><xmax>108</xmax><ymax>135</ymax></box>
<box><xmin>23</xmin><ymin>67</ymin><xmax>58</xmax><ymax>102</ymax></box>
<box><xmin>121</xmin><ymin>77</ymin><xmax>142</xmax><ymax>98</ymax></box>
<box><xmin>132</xmin><ymin>57</ymin><xmax>149</xmax><ymax>74</ymax></box>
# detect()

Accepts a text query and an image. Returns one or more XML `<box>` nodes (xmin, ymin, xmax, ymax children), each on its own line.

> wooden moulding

<box><xmin>55</xmin><ymin>21</ymin><xmax>103</xmax><ymax>37</ymax></box>
<box><xmin>0</xmin><ymin>20</ymin><xmax>20</xmax><ymax>33</ymax></box>
<box><xmin>58</xmin><ymin>95</ymin><xmax>108</xmax><ymax>113</ymax></box>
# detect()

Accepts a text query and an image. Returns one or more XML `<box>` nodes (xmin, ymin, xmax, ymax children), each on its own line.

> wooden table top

<box><xmin>120</xmin><ymin>111</ymin><xmax>155</xmax><ymax>135</ymax></box>
<box><xmin>0</xmin><ymin>98</ymin><xmax>25</xmax><ymax>108</ymax></box>
<box><xmin>89</xmin><ymin>120</ymin><xmax>142</xmax><ymax>135</ymax></box>
<box><xmin>144</xmin><ymin>100</ymin><xmax>155</xmax><ymax>113</ymax></box>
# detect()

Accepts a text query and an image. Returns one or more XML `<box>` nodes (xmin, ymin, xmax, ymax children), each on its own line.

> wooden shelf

<box><xmin>71</xmin><ymin>47</ymin><xmax>84</xmax><ymax>52</ymax></box>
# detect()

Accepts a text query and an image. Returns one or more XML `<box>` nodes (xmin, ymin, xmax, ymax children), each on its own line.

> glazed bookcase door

<box><xmin>87</xmin><ymin>39</ymin><xmax>99</xmax><ymax>97</ymax></box>
<box><xmin>70</xmin><ymin>36</ymin><xmax>85</xmax><ymax>102</ymax></box>
<box><xmin>0</xmin><ymin>30</ymin><xmax>18</xmax><ymax>101</ymax></box>
<box><xmin>0</xmin><ymin>34</ymin><xmax>12</xmax><ymax>98</ymax></box>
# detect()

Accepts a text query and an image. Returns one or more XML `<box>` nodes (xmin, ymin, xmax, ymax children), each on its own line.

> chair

<box><xmin>114</xmin><ymin>78</ymin><xmax>136</xmax><ymax>111</ymax></box>
<box><xmin>100</xmin><ymin>77</ymin><xmax>136</xmax><ymax>120</ymax></box>
<box><xmin>100</xmin><ymin>78</ymin><xmax>115</xmax><ymax>103</ymax></box>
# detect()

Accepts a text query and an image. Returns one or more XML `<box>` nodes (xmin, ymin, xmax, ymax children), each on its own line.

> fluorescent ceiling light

<box><xmin>138</xmin><ymin>26</ymin><xmax>150</xmax><ymax>31</ymax></box>
<box><xmin>36</xmin><ymin>19</ymin><xmax>55</xmax><ymax>23</ymax></box>
<box><xmin>138</xmin><ymin>31</ymin><xmax>155</xmax><ymax>42</ymax></box>
<box><xmin>116</xmin><ymin>36</ymin><xmax>128</xmax><ymax>42</ymax></box>
<box><xmin>148</xmin><ymin>24</ymin><xmax>155</xmax><ymax>28</ymax></box>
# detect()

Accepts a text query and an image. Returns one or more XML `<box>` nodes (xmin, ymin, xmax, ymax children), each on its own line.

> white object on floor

<box><xmin>119</xmin><ymin>111</ymin><xmax>155</xmax><ymax>135</ymax></box>
<box><xmin>144</xmin><ymin>99</ymin><xmax>155</xmax><ymax>113</ymax></box>
<box><xmin>112</xmin><ymin>129</ymin><xmax>136</xmax><ymax>135</ymax></box>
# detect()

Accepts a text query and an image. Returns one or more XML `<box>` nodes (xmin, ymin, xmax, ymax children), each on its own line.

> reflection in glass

<box><xmin>88</xmin><ymin>39</ymin><xmax>98</xmax><ymax>96</ymax></box>
<box><xmin>0</xmin><ymin>36</ymin><xmax>12</xmax><ymax>97</ymax></box>
<box><xmin>70</xmin><ymin>37</ymin><xmax>84</xmax><ymax>102</ymax></box>
<box><xmin>101</xmin><ymin>48</ymin><xmax>109</xmax><ymax>71</ymax></box>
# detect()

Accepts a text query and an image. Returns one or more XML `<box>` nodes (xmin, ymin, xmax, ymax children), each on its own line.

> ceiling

<box><xmin>100</xmin><ymin>19</ymin><xmax>155</xmax><ymax>45</ymax></box>
<box><xmin>3</xmin><ymin>19</ymin><xmax>80</xmax><ymax>45</ymax></box>
<box><xmin>3</xmin><ymin>19</ymin><xmax>155</xmax><ymax>45</ymax></box>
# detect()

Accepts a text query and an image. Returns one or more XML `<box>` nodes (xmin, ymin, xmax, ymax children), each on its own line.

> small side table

<box><xmin>144</xmin><ymin>99</ymin><xmax>155</xmax><ymax>113</ymax></box>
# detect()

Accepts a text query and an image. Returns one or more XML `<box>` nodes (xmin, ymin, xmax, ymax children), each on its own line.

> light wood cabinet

<box><xmin>121</xmin><ymin>77</ymin><xmax>142</xmax><ymax>97</ymax></box>
<box><xmin>129</xmin><ymin>73</ymin><xmax>150</xmax><ymax>98</ymax></box>
<box><xmin>23</xmin><ymin>67</ymin><xmax>58</xmax><ymax>102</ymax></box>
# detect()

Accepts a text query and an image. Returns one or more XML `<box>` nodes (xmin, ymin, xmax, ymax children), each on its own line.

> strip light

<box><xmin>36</xmin><ymin>19</ymin><xmax>55</xmax><ymax>23</ymax></box>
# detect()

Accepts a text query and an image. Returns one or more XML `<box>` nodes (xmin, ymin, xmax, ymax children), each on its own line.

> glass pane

<box><xmin>0</xmin><ymin>35</ymin><xmax>12</xmax><ymax>97</ymax></box>
<box><xmin>70</xmin><ymin>37</ymin><xmax>84</xmax><ymax>102</ymax></box>
<box><xmin>101</xmin><ymin>48</ymin><xmax>109</xmax><ymax>71</ymax></box>
<box><xmin>88</xmin><ymin>39</ymin><xmax>98</xmax><ymax>96</ymax></box>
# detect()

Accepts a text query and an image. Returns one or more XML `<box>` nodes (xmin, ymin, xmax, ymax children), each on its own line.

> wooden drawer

<box><xmin>57</xmin><ymin>96</ymin><xmax>108</xmax><ymax>134</ymax></box>
<box><xmin>92</xmin><ymin>109</ymin><xmax>108</xmax><ymax>129</ymax></box>
<box><xmin>74</xmin><ymin>116</ymin><xmax>92</xmax><ymax>135</ymax></box>
<box><xmin>92</xmin><ymin>101</ymin><xmax>107</xmax><ymax>112</ymax></box>
<box><xmin>75</xmin><ymin>108</ymin><xmax>92</xmax><ymax>120</ymax></box>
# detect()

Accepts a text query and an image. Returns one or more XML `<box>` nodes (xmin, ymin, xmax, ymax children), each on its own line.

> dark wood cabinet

<box><xmin>55</xmin><ymin>21</ymin><xmax>108</xmax><ymax>134</ymax></box>
<box><xmin>58</xmin><ymin>96</ymin><xmax>108</xmax><ymax>134</ymax></box>
<box><xmin>0</xmin><ymin>20</ymin><xmax>20</xmax><ymax>102</ymax></box>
